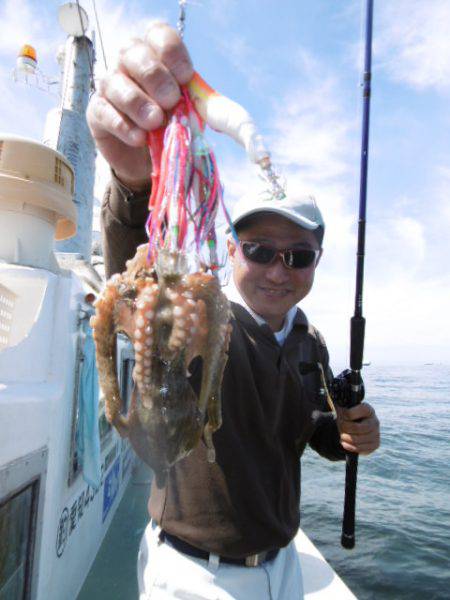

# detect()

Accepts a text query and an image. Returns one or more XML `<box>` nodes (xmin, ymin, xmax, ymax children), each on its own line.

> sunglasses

<box><xmin>240</xmin><ymin>241</ymin><xmax>320</xmax><ymax>270</ymax></box>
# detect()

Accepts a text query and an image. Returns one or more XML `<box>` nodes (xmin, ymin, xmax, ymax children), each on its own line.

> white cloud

<box><xmin>213</xmin><ymin>33</ymin><xmax>269</xmax><ymax>91</ymax></box>
<box><xmin>209</xmin><ymin>0</ymin><xmax>239</xmax><ymax>27</ymax></box>
<box><xmin>0</xmin><ymin>0</ymin><xmax>57</xmax><ymax>59</ymax></box>
<box><xmin>434</xmin><ymin>164</ymin><xmax>450</xmax><ymax>225</ymax></box>
<box><xmin>377</xmin><ymin>0</ymin><xmax>450</xmax><ymax>93</ymax></box>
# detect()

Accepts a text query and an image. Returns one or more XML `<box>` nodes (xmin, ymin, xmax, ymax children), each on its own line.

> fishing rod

<box><xmin>340</xmin><ymin>0</ymin><xmax>374</xmax><ymax>550</ymax></box>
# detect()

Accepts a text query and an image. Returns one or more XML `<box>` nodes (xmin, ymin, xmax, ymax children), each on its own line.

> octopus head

<box><xmin>155</xmin><ymin>247</ymin><xmax>189</xmax><ymax>284</ymax></box>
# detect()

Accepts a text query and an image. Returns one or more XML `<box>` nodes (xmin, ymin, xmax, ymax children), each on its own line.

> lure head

<box><xmin>155</xmin><ymin>247</ymin><xmax>189</xmax><ymax>285</ymax></box>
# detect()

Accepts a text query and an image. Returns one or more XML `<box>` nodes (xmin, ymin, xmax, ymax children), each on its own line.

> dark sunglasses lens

<box><xmin>242</xmin><ymin>243</ymin><xmax>276</xmax><ymax>264</ymax></box>
<box><xmin>288</xmin><ymin>250</ymin><xmax>317</xmax><ymax>268</ymax></box>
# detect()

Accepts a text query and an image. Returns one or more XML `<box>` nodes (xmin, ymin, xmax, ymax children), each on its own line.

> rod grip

<box><xmin>350</xmin><ymin>316</ymin><xmax>365</xmax><ymax>372</ymax></box>
<box><xmin>341</xmin><ymin>452</ymin><xmax>359</xmax><ymax>548</ymax></box>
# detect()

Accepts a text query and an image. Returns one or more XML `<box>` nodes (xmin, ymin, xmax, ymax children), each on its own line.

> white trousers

<box><xmin>137</xmin><ymin>521</ymin><xmax>303</xmax><ymax>600</ymax></box>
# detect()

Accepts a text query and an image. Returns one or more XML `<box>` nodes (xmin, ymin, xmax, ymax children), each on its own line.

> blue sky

<box><xmin>1</xmin><ymin>0</ymin><xmax>449</xmax><ymax>368</ymax></box>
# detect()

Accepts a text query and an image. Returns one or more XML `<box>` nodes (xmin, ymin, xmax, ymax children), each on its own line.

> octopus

<box><xmin>90</xmin><ymin>245</ymin><xmax>231</xmax><ymax>487</ymax></box>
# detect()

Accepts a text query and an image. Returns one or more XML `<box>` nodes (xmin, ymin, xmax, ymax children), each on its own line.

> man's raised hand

<box><xmin>86</xmin><ymin>22</ymin><xmax>193</xmax><ymax>191</ymax></box>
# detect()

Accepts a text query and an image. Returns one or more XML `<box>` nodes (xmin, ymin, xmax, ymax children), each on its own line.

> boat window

<box><xmin>120</xmin><ymin>357</ymin><xmax>135</xmax><ymax>415</ymax></box>
<box><xmin>0</xmin><ymin>283</ymin><xmax>16</xmax><ymax>350</ymax></box>
<box><xmin>69</xmin><ymin>323</ymin><xmax>138</xmax><ymax>484</ymax></box>
<box><xmin>0</xmin><ymin>481</ymin><xmax>38</xmax><ymax>600</ymax></box>
<box><xmin>69</xmin><ymin>312</ymin><xmax>113</xmax><ymax>485</ymax></box>
<box><xmin>68</xmin><ymin>325</ymin><xmax>84</xmax><ymax>484</ymax></box>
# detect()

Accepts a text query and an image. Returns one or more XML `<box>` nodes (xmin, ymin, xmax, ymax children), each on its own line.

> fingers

<box><xmin>87</xmin><ymin>94</ymin><xmax>147</xmax><ymax>146</ymax></box>
<box><xmin>118</xmin><ymin>40</ymin><xmax>181</xmax><ymax>110</ymax></box>
<box><xmin>86</xmin><ymin>22</ymin><xmax>194</xmax><ymax>189</ymax></box>
<box><xmin>116</xmin><ymin>23</ymin><xmax>194</xmax><ymax>111</ymax></box>
<box><xmin>99</xmin><ymin>71</ymin><xmax>165</xmax><ymax>131</ymax></box>
<box><xmin>92</xmin><ymin>22</ymin><xmax>193</xmax><ymax>135</ymax></box>
<box><xmin>338</xmin><ymin>414</ymin><xmax>378</xmax><ymax>435</ymax></box>
<box><xmin>340</xmin><ymin>439</ymin><xmax>379</xmax><ymax>456</ymax></box>
<box><xmin>145</xmin><ymin>22</ymin><xmax>194</xmax><ymax>84</ymax></box>
<box><xmin>90</xmin><ymin>23</ymin><xmax>193</xmax><ymax>141</ymax></box>
<box><xmin>340</xmin><ymin>402</ymin><xmax>375</xmax><ymax>422</ymax></box>
<box><xmin>337</xmin><ymin>402</ymin><xmax>380</xmax><ymax>455</ymax></box>
<box><xmin>339</xmin><ymin>428</ymin><xmax>380</xmax><ymax>454</ymax></box>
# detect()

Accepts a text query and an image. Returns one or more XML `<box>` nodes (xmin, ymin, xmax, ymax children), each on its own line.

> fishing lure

<box><xmin>146</xmin><ymin>70</ymin><xmax>284</xmax><ymax>270</ymax></box>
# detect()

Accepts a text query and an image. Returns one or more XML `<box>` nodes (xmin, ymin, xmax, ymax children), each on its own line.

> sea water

<box><xmin>301</xmin><ymin>364</ymin><xmax>450</xmax><ymax>600</ymax></box>
<box><xmin>79</xmin><ymin>364</ymin><xmax>450</xmax><ymax>599</ymax></box>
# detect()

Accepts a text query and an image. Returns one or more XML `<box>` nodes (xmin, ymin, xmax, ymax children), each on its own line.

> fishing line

<box><xmin>177</xmin><ymin>0</ymin><xmax>188</xmax><ymax>38</ymax></box>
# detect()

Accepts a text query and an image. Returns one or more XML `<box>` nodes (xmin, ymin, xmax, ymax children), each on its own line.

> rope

<box><xmin>91</xmin><ymin>0</ymin><xmax>108</xmax><ymax>71</ymax></box>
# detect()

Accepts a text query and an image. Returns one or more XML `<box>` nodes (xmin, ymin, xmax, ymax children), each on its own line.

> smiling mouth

<box><xmin>258</xmin><ymin>287</ymin><xmax>291</xmax><ymax>297</ymax></box>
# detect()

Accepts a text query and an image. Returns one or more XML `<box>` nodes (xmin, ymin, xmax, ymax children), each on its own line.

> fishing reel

<box><xmin>331</xmin><ymin>369</ymin><xmax>365</xmax><ymax>408</ymax></box>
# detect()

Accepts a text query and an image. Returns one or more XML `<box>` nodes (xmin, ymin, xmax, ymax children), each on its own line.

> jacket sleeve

<box><xmin>308</xmin><ymin>329</ymin><xmax>346</xmax><ymax>462</ymax></box>
<box><xmin>101</xmin><ymin>173</ymin><xmax>151</xmax><ymax>278</ymax></box>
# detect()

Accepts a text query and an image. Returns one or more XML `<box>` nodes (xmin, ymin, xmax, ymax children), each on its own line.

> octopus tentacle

<box><xmin>134</xmin><ymin>282</ymin><xmax>159</xmax><ymax>393</ymax></box>
<box><xmin>166</xmin><ymin>286</ymin><xmax>192</xmax><ymax>352</ymax></box>
<box><xmin>90</xmin><ymin>277</ymin><xmax>129</xmax><ymax>436</ymax></box>
<box><xmin>202</xmin><ymin>319</ymin><xmax>232</xmax><ymax>462</ymax></box>
<box><xmin>182</xmin><ymin>272</ymin><xmax>231</xmax><ymax>462</ymax></box>
<box><xmin>92</xmin><ymin>248</ymin><xmax>231</xmax><ymax>481</ymax></box>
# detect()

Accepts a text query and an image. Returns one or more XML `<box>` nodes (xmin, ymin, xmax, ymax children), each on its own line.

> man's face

<box><xmin>227</xmin><ymin>213</ymin><xmax>322</xmax><ymax>331</ymax></box>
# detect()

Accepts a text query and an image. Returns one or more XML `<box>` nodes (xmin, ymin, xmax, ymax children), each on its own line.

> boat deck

<box><xmin>78</xmin><ymin>462</ymin><xmax>355</xmax><ymax>599</ymax></box>
<box><xmin>77</xmin><ymin>462</ymin><xmax>150</xmax><ymax>599</ymax></box>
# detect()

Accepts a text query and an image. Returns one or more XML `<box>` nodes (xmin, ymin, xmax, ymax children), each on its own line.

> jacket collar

<box><xmin>230</xmin><ymin>302</ymin><xmax>308</xmax><ymax>347</ymax></box>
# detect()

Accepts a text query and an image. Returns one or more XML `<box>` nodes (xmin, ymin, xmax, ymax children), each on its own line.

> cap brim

<box><xmin>226</xmin><ymin>206</ymin><xmax>320</xmax><ymax>233</ymax></box>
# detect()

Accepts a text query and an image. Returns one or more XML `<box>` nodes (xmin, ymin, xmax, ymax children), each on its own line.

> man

<box><xmin>87</xmin><ymin>23</ymin><xmax>380</xmax><ymax>599</ymax></box>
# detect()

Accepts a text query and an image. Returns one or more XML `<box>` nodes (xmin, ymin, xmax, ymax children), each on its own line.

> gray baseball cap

<box><xmin>228</xmin><ymin>191</ymin><xmax>325</xmax><ymax>241</ymax></box>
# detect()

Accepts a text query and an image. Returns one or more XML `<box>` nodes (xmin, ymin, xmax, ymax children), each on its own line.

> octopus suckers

<box><xmin>91</xmin><ymin>245</ymin><xmax>231</xmax><ymax>480</ymax></box>
<box><xmin>166</xmin><ymin>290</ymin><xmax>179</xmax><ymax>301</ymax></box>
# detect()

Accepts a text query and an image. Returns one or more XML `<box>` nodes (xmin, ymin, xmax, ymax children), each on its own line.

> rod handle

<box><xmin>350</xmin><ymin>316</ymin><xmax>365</xmax><ymax>371</ymax></box>
<box><xmin>341</xmin><ymin>451</ymin><xmax>359</xmax><ymax>548</ymax></box>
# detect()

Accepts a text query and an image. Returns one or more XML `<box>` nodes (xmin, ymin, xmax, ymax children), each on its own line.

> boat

<box><xmin>0</xmin><ymin>4</ymin><xmax>136</xmax><ymax>599</ymax></box>
<box><xmin>1</xmin><ymin>3</ymin><xmax>357</xmax><ymax>599</ymax></box>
